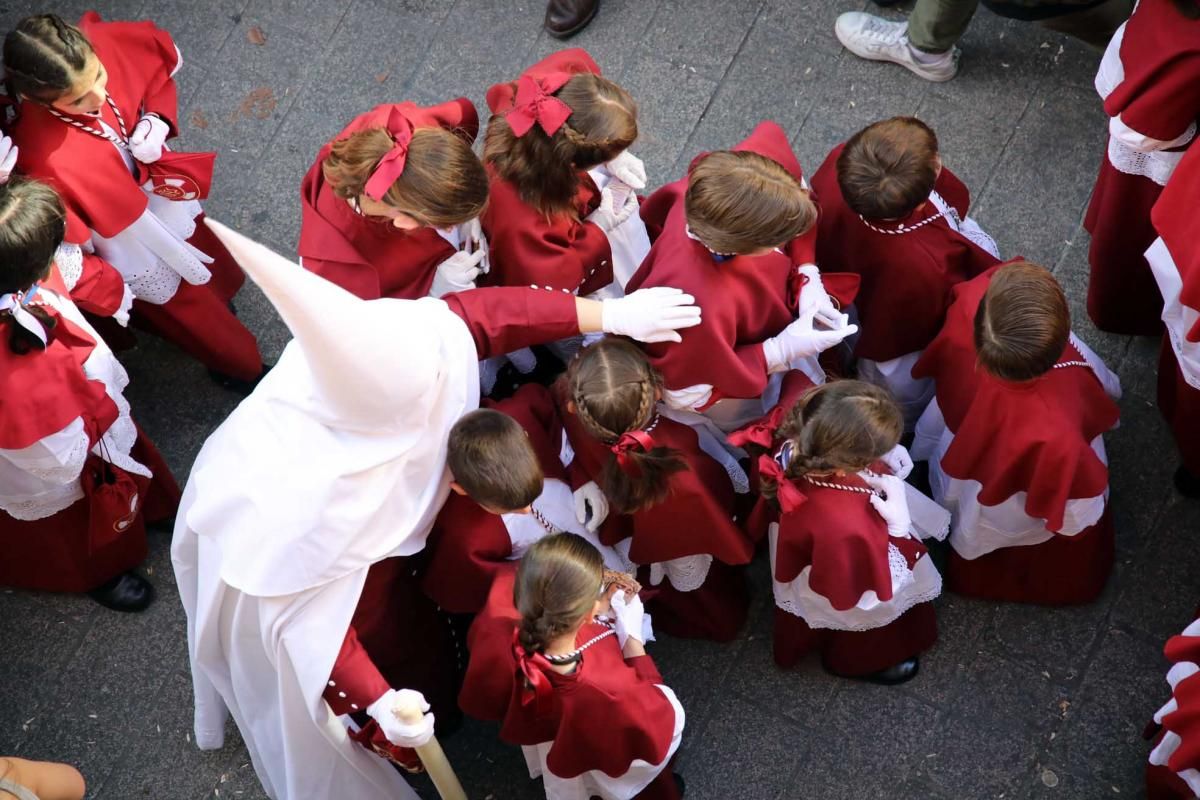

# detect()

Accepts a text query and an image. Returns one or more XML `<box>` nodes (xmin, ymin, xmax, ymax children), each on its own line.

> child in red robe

<box><xmin>3</xmin><ymin>12</ymin><xmax>265</xmax><ymax>388</ymax></box>
<box><xmin>0</xmin><ymin>178</ymin><xmax>178</xmax><ymax>611</ymax></box>
<box><xmin>480</xmin><ymin>48</ymin><xmax>649</xmax><ymax>300</ymax></box>
<box><xmin>298</xmin><ymin>99</ymin><xmax>491</xmax><ymax>301</ymax></box>
<box><xmin>1085</xmin><ymin>0</ymin><xmax>1200</xmax><ymax>336</ymax></box>
<box><xmin>626</xmin><ymin>121</ymin><xmax>857</xmax><ymax>435</ymax></box>
<box><xmin>1146</xmin><ymin>121</ymin><xmax>1200</xmax><ymax>498</ymax></box>
<box><xmin>1145</xmin><ymin>614</ymin><xmax>1200</xmax><ymax>799</ymax></box>
<box><xmin>744</xmin><ymin>379</ymin><xmax>941</xmax><ymax>684</ymax></box>
<box><xmin>421</xmin><ymin>383</ymin><xmax>636</xmax><ymax>615</ymax></box>
<box><xmin>460</xmin><ymin>534</ymin><xmax>684</xmax><ymax>800</ymax></box>
<box><xmin>912</xmin><ymin>261</ymin><xmax>1122</xmax><ymax>605</ymax></box>
<box><xmin>811</xmin><ymin>116</ymin><xmax>1000</xmax><ymax>429</ymax></box>
<box><xmin>555</xmin><ymin>337</ymin><xmax>757</xmax><ymax>642</ymax></box>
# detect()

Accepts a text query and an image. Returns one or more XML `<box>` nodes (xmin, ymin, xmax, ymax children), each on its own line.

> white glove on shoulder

<box><xmin>430</xmin><ymin>248</ymin><xmax>485</xmax><ymax>298</ymax></box>
<box><xmin>573</xmin><ymin>480</ymin><xmax>609</xmax><ymax>532</ymax></box>
<box><xmin>863</xmin><ymin>473</ymin><xmax>912</xmax><ymax>538</ymax></box>
<box><xmin>601</xmin><ymin>286</ymin><xmax>701</xmax><ymax>344</ymax></box>
<box><xmin>762</xmin><ymin>306</ymin><xmax>858</xmax><ymax>372</ymax></box>
<box><xmin>0</xmin><ymin>135</ymin><xmax>18</xmax><ymax>184</ymax></box>
<box><xmin>880</xmin><ymin>443</ymin><xmax>913</xmax><ymax>480</ymax></box>
<box><xmin>366</xmin><ymin>688</ymin><xmax>435</xmax><ymax>749</ymax></box>
<box><xmin>456</xmin><ymin>216</ymin><xmax>490</xmax><ymax>274</ymax></box>
<box><xmin>610</xmin><ymin>589</ymin><xmax>652</xmax><ymax>648</ymax></box>
<box><xmin>113</xmin><ymin>284</ymin><xmax>135</xmax><ymax>327</ymax></box>
<box><xmin>128</xmin><ymin>114</ymin><xmax>170</xmax><ymax>164</ymax></box>
<box><xmin>588</xmin><ymin>184</ymin><xmax>639</xmax><ymax>233</ymax></box>
<box><xmin>796</xmin><ymin>264</ymin><xmax>849</xmax><ymax>330</ymax></box>
<box><xmin>605</xmin><ymin>150</ymin><xmax>647</xmax><ymax>190</ymax></box>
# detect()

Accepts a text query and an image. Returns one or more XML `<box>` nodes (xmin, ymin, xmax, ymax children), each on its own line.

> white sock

<box><xmin>909</xmin><ymin>44</ymin><xmax>951</xmax><ymax>64</ymax></box>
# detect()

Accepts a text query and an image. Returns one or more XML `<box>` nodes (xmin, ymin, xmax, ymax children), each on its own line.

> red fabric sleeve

<box><xmin>624</xmin><ymin>654</ymin><xmax>664</xmax><ymax>684</ymax></box>
<box><xmin>325</xmin><ymin>625</ymin><xmax>392</xmax><ymax>716</ymax></box>
<box><xmin>67</xmin><ymin>253</ymin><xmax>127</xmax><ymax>318</ymax></box>
<box><xmin>422</xmin><ymin>499</ymin><xmax>515</xmax><ymax>614</ymax></box>
<box><xmin>487</xmin><ymin>211</ymin><xmax>613</xmax><ymax>294</ymax></box>
<box><xmin>442</xmin><ymin>286</ymin><xmax>580</xmax><ymax>358</ymax></box>
<box><xmin>138</xmin><ymin>22</ymin><xmax>181</xmax><ymax>133</ymax></box>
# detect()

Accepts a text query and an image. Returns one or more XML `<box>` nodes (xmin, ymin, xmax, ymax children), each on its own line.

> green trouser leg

<box><xmin>906</xmin><ymin>0</ymin><xmax>979</xmax><ymax>52</ymax></box>
<box><xmin>1037</xmin><ymin>0</ymin><xmax>1133</xmax><ymax>50</ymax></box>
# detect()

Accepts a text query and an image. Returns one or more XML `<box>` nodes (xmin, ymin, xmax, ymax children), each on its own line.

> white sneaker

<box><xmin>834</xmin><ymin>11</ymin><xmax>960</xmax><ymax>82</ymax></box>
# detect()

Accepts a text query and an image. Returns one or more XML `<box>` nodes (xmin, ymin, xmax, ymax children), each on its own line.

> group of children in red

<box><xmin>1</xmin><ymin>4</ymin><xmax>1198</xmax><ymax>799</ymax></box>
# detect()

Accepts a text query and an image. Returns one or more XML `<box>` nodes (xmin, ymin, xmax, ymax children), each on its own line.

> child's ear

<box><xmin>566</xmin><ymin>400</ymin><xmax>577</xmax><ymax>415</ymax></box>
<box><xmin>449</xmin><ymin>481</ymin><xmax>467</xmax><ymax>496</ymax></box>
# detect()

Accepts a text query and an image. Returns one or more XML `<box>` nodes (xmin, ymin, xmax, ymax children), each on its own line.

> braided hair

<box><xmin>484</xmin><ymin>72</ymin><xmax>638</xmax><ymax>218</ymax></box>
<box><xmin>4</xmin><ymin>14</ymin><xmax>95</xmax><ymax>103</ymax></box>
<box><xmin>566</xmin><ymin>338</ymin><xmax>686</xmax><ymax>514</ymax></box>
<box><xmin>514</xmin><ymin>533</ymin><xmax>604</xmax><ymax>654</ymax></box>
<box><xmin>0</xmin><ymin>178</ymin><xmax>65</xmax><ymax>354</ymax></box>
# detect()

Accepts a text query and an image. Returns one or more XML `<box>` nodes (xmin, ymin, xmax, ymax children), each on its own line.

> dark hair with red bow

<box><xmin>485</xmin><ymin>72</ymin><xmax>638</xmax><ymax>217</ymax></box>
<box><xmin>0</xmin><ymin>178</ymin><xmax>64</xmax><ymax>354</ymax></box>
<box><xmin>566</xmin><ymin>338</ymin><xmax>686</xmax><ymax>514</ymax></box>
<box><xmin>322</xmin><ymin>121</ymin><xmax>488</xmax><ymax>228</ymax></box>
<box><xmin>513</xmin><ymin>534</ymin><xmax>605</xmax><ymax>715</ymax></box>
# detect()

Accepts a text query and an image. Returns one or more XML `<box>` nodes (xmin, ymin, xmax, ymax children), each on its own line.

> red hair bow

<box><xmin>611</xmin><ymin>429</ymin><xmax>655</xmax><ymax>475</ymax></box>
<box><xmin>728</xmin><ymin>407</ymin><xmax>786</xmax><ymax>450</ymax></box>
<box><xmin>505</xmin><ymin>73</ymin><xmax>573</xmax><ymax>137</ymax></box>
<box><xmin>757</xmin><ymin>454</ymin><xmax>806</xmax><ymax>513</ymax></box>
<box><xmin>363</xmin><ymin>110</ymin><xmax>415</xmax><ymax>201</ymax></box>
<box><xmin>511</xmin><ymin>630</ymin><xmax>556</xmax><ymax>718</ymax></box>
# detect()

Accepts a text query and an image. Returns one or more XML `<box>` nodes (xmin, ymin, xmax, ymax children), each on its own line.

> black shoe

<box><xmin>862</xmin><ymin>656</ymin><xmax>920</xmax><ymax>685</ymax></box>
<box><xmin>870</xmin><ymin>0</ymin><xmax>906</xmax><ymax>6</ymax></box>
<box><xmin>544</xmin><ymin>0</ymin><xmax>599</xmax><ymax>38</ymax></box>
<box><xmin>673</xmin><ymin>771</ymin><xmax>686</xmax><ymax>796</ymax></box>
<box><xmin>1174</xmin><ymin>465</ymin><xmax>1200</xmax><ymax>499</ymax></box>
<box><xmin>208</xmin><ymin>362</ymin><xmax>273</xmax><ymax>397</ymax></box>
<box><xmin>87</xmin><ymin>571</ymin><xmax>156</xmax><ymax>612</ymax></box>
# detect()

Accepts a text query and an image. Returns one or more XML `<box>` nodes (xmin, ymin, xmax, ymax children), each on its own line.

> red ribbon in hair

<box><xmin>728</xmin><ymin>407</ymin><xmax>787</xmax><ymax>450</ymax></box>
<box><xmin>611</xmin><ymin>429</ymin><xmax>655</xmax><ymax>475</ymax></box>
<box><xmin>757</xmin><ymin>455</ymin><xmax>806</xmax><ymax>513</ymax></box>
<box><xmin>511</xmin><ymin>630</ymin><xmax>556</xmax><ymax>718</ymax></box>
<box><xmin>505</xmin><ymin>73</ymin><xmax>573</xmax><ymax>137</ymax></box>
<box><xmin>363</xmin><ymin>109</ymin><xmax>415</xmax><ymax>201</ymax></box>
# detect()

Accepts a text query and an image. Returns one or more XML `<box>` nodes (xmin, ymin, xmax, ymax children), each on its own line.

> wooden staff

<box><xmin>395</xmin><ymin>703</ymin><xmax>468</xmax><ymax>800</ymax></box>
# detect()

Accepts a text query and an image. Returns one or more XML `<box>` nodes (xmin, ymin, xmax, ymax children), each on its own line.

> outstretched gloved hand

<box><xmin>601</xmin><ymin>286</ymin><xmax>701</xmax><ymax>344</ymax></box>
<box><xmin>762</xmin><ymin>306</ymin><xmax>858</xmax><ymax>372</ymax></box>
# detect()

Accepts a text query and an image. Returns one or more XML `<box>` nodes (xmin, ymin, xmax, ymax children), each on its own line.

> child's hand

<box><xmin>863</xmin><ymin>473</ymin><xmax>912</xmax><ymax>537</ymax></box>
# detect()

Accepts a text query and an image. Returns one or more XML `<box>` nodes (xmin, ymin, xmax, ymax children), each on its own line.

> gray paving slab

<box><xmin>1</xmin><ymin>1</ymin><xmax>1198</xmax><ymax>799</ymax></box>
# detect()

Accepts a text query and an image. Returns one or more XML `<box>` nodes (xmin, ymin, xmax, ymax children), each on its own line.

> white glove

<box><xmin>762</xmin><ymin>306</ymin><xmax>858</xmax><ymax>372</ymax></box>
<box><xmin>430</xmin><ymin>248</ymin><xmax>485</xmax><ymax>298</ymax></box>
<box><xmin>366</xmin><ymin>688</ymin><xmax>435</xmax><ymax>749</ymax></box>
<box><xmin>127</xmin><ymin>212</ymin><xmax>213</xmax><ymax>286</ymax></box>
<box><xmin>113</xmin><ymin>284</ymin><xmax>135</xmax><ymax>327</ymax></box>
<box><xmin>456</xmin><ymin>216</ymin><xmax>490</xmax><ymax>274</ymax></box>
<box><xmin>588</xmin><ymin>184</ymin><xmax>639</xmax><ymax>233</ymax></box>
<box><xmin>573</xmin><ymin>481</ymin><xmax>609</xmax><ymax>532</ymax></box>
<box><xmin>605</xmin><ymin>150</ymin><xmax>647</xmax><ymax>190</ymax></box>
<box><xmin>796</xmin><ymin>264</ymin><xmax>849</xmax><ymax>330</ymax></box>
<box><xmin>880</xmin><ymin>443</ymin><xmax>913</xmax><ymax>480</ymax></box>
<box><xmin>128</xmin><ymin>114</ymin><xmax>170</xmax><ymax>164</ymax></box>
<box><xmin>610</xmin><ymin>589</ymin><xmax>651</xmax><ymax>648</ymax></box>
<box><xmin>863</xmin><ymin>473</ymin><xmax>912</xmax><ymax>537</ymax></box>
<box><xmin>601</xmin><ymin>286</ymin><xmax>701</xmax><ymax>344</ymax></box>
<box><xmin>0</xmin><ymin>136</ymin><xmax>18</xmax><ymax>184</ymax></box>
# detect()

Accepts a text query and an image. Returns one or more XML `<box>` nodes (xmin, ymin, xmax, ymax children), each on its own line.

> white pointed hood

<box><xmin>180</xmin><ymin>221</ymin><xmax>480</xmax><ymax>596</ymax></box>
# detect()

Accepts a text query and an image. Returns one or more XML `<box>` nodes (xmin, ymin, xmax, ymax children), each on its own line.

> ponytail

<box><xmin>566</xmin><ymin>338</ymin><xmax>686</xmax><ymax>514</ymax></box>
<box><xmin>4</xmin><ymin>14</ymin><xmax>94</xmax><ymax>103</ymax></box>
<box><xmin>485</xmin><ymin>72</ymin><xmax>637</xmax><ymax>218</ymax></box>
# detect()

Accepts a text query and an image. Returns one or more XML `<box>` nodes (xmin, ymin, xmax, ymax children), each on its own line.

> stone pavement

<box><xmin>1</xmin><ymin>0</ymin><xmax>1198</xmax><ymax>798</ymax></box>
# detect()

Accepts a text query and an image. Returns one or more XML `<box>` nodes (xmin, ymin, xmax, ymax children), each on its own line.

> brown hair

<box><xmin>484</xmin><ymin>73</ymin><xmax>638</xmax><ymax>217</ymax></box>
<box><xmin>974</xmin><ymin>260</ymin><xmax>1070</xmax><ymax>382</ymax></box>
<box><xmin>447</xmin><ymin>408</ymin><xmax>543</xmax><ymax>512</ymax></box>
<box><xmin>763</xmin><ymin>380</ymin><xmax>902</xmax><ymax>500</ymax></box>
<box><xmin>837</xmin><ymin>116</ymin><xmax>940</xmax><ymax>221</ymax></box>
<box><xmin>566</xmin><ymin>338</ymin><xmax>686</xmax><ymax>514</ymax></box>
<box><xmin>0</xmin><ymin>178</ymin><xmax>65</xmax><ymax>354</ymax></box>
<box><xmin>684</xmin><ymin>150</ymin><xmax>816</xmax><ymax>255</ymax></box>
<box><xmin>1171</xmin><ymin>0</ymin><xmax>1200</xmax><ymax>18</ymax></box>
<box><xmin>4</xmin><ymin>14</ymin><xmax>94</xmax><ymax>103</ymax></box>
<box><xmin>322</xmin><ymin>126</ymin><xmax>489</xmax><ymax>227</ymax></box>
<box><xmin>514</xmin><ymin>533</ymin><xmax>604</xmax><ymax>653</ymax></box>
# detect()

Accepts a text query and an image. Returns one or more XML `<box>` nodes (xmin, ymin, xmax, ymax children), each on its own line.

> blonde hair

<box><xmin>514</xmin><ymin>533</ymin><xmax>604</xmax><ymax>653</ymax></box>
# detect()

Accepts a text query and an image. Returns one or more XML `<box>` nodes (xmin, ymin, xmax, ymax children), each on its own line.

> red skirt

<box><xmin>0</xmin><ymin>430</ymin><xmax>179</xmax><ymax>592</ymax></box>
<box><xmin>130</xmin><ymin>216</ymin><xmax>261</xmax><ymax>380</ymax></box>
<box><xmin>1084</xmin><ymin>157</ymin><xmax>1164</xmax><ymax>336</ymax></box>
<box><xmin>641</xmin><ymin>561</ymin><xmax>749</xmax><ymax>643</ymax></box>
<box><xmin>772</xmin><ymin>601</ymin><xmax>938</xmax><ymax>675</ymax></box>
<box><xmin>947</xmin><ymin>507</ymin><xmax>1115</xmax><ymax>605</ymax></box>
<box><xmin>1158</xmin><ymin>338</ymin><xmax>1200</xmax><ymax>475</ymax></box>
<box><xmin>1146</xmin><ymin>762</ymin><xmax>1193</xmax><ymax>800</ymax></box>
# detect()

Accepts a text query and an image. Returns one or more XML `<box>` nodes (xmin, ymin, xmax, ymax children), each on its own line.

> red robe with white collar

<box><xmin>7</xmin><ymin>12</ymin><xmax>262</xmax><ymax>380</ymax></box>
<box><xmin>811</xmin><ymin>144</ymin><xmax>999</xmax><ymax>364</ymax></box>
<box><xmin>478</xmin><ymin>49</ymin><xmax>614</xmax><ymax>296</ymax></box>
<box><xmin>297</xmin><ymin>100</ymin><xmax>479</xmax><ymax>300</ymax></box>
